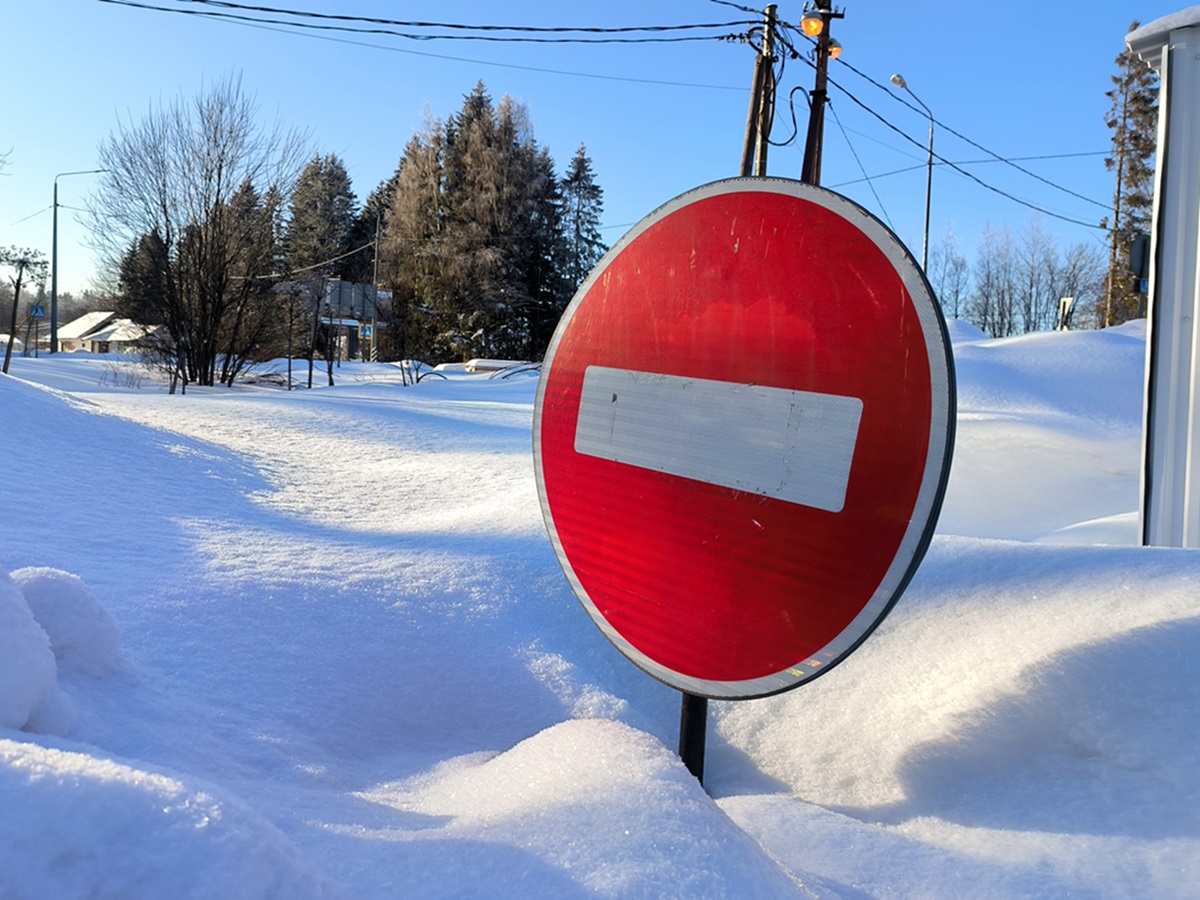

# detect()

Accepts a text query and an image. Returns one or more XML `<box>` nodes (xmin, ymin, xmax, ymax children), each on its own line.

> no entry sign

<box><xmin>534</xmin><ymin>178</ymin><xmax>954</xmax><ymax>699</ymax></box>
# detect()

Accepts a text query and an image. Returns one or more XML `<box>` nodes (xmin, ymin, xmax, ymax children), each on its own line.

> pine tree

<box><xmin>117</xmin><ymin>231</ymin><xmax>171</xmax><ymax>326</ymax></box>
<box><xmin>1</xmin><ymin>248</ymin><xmax>48</xmax><ymax>374</ymax></box>
<box><xmin>521</xmin><ymin>145</ymin><xmax>570</xmax><ymax>356</ymax></box>
<box><xmin>440</xmin><ymin>83</ymin><xmax>519</xmax><ymax>358</ymax></box>
<box><xmin>1102</xmin><ymin>22</ymin><xmax>1158</xmax><ymax>326</ymax></box>
<box><xmin>381</xmin><ymin>124</ymin><xmax>446</xmax><ymax>361</ymax></box>
<box><xmin>344</xmin><ymin>171</ymin><xmax>397</xmax><ymax>287</ymax></box>
<box><xmin>377</xmin><ymin>82</ymin><xmax>604</xmax><ymax>363</ymax></box>
<box><xmin>284</xmin><ymin>153</ymin><xmax>357</xmax><ymax>279</ymax></box>
<box><xmin>560</xmin><ymin>144</ymin><xmax>606</xmax><ymax>291</ymax></box>
<box><xmin>437</xmin><ymin>84</ymin><xmax>552</xmax><ymax>359</ymax></box>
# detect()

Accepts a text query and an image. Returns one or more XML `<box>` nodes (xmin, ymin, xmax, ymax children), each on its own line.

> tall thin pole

<box><xmin>755</xmin><ymin>5</ymin><xmax>778</xmax><ymax>177</ymax></box>
<box><xmin>740</xmin><ymin>6</ymin><xmax>777</xmax><ymax>177</ymax></box>
<box><xmin>372</xmin><ymin>212</ymin><xmax>381</xmax><ymax>368</ymax></box>
<box><xmin>51</xmin><ymin>180</ymin><xmax>59</xmax><ymax>352</ymax></box>
<box><xmin>891</xmin><ymin>75</ymin><xmax>934</xmax><ymax>271</ymax></box>
<box><xmin>800</xmin><ymin>3</ymin><xmax>843</xmax><ymax>186</ymax></box>
<box><xmin>921</xmin><ymin>116</ymin><xmax>933</xmax><ymax>271</ymax></box>
<box><xmin>50</xmin><ymin>168</ymin><xmax>106</xmax><ymax>353</ymax></box>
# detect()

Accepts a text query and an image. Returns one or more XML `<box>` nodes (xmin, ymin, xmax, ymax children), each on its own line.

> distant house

<box><xmin>77</xmin><ymin>318</ymin><xmax>154</xmax><ymax>354</ymax></box>
<box><xmin>56</xmin><ymin>312</ymin><xmax>118</xmax><ymax>353</ymax></box>
<box><xmin>54</xmin><ymin>312</ymin><xmax>153</xmax><ymax>354</ymax></box>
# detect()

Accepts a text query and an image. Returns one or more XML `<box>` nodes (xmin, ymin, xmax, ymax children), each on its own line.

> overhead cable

<box><xmin>831</xmin><ymin>54</ymin><xmax>1111</xmax><ymax>212</ymax></box>
<box><xmin>169</xmin><ymin>0</ymin><xmax>752</xmax><ymax>35</ymax></box>
<box><xmin>99</xmin><ymin>0</ymin><xmax>753</xmax><ymax>44</ymax></box>
<box><xmin>828</xmin><ymin>102</ymin><xmax>894</xmax><ymax>231</ymax></box>
<box><xmin>773</xmin><ymin>24</ymin><xmax>1107</xmax><ymax>227</ymax></box>
<box><xmin>97</xmin><ymin>0</ymin><xmax>750</xmax><ymax>91</ymax></box>
<box><xmin>825</xmin><ymin>74</ymin><xmax>1105</xmax><ymax>229</ymax></box>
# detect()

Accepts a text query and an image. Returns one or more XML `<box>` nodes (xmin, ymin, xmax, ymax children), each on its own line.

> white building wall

<box><xmin>1130</xmin><ymin>12</ymin><xmax>1200</xmax><ymax>546</ymax></box>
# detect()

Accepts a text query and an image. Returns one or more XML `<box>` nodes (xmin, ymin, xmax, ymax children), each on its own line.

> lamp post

<box><xmin>890</xmin><ymin>74</ymin><xmax>934</xmax><ymax>271</ymax></box>
<box><xmin>51</xmin><ymin>168</ymin><xmax>106</xmax><ymax>353</ymax></box>
<box><xmin>799</xmin><ymin>1</ymin><xmax>845</xmax><ymax>186</ymax></box>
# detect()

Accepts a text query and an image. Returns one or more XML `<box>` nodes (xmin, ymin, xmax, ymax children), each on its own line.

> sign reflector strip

<box><xmin>574</xmin><ymin>365</ymin><xmax>864</xmax><ymax>513</ymax></box>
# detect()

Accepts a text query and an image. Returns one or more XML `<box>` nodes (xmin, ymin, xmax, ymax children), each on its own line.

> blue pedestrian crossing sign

<box><xmin>29</xmin><ymin>305</ymin><xmax>46</xmax><ymax>320</ymax></box>
<box><xmin>358</xmin><ymin>323</ymin><xmax>374</xmax><ymax>340</ymax></box>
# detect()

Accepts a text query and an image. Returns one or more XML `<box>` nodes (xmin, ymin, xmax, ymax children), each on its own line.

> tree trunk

<box><xmin>3</xmin><ymin>262</ymin><xmax>26</xmax><ymax>375</ymax></box>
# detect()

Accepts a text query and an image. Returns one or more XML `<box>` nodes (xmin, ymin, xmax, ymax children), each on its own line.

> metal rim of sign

<box><xmin>534</xmin><ymin>176</ymin><xmax>956</xmax><ymax>699</ymax></box>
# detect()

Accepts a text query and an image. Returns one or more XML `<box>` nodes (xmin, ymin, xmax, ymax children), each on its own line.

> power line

<box><xmin>831</xmin><ymin>152</ymin><xmax>1110</xmax><ymax>189</ymax></box>
<box><xmin>100</xmin><ymin>0</ymin><xmax>753</xmax><ymax>44</ymax></box>
<box><xmin>243</xmin><ymin>240</ymin><xmax>377</xmax><ymax>281</ymax></box>
<box><xmin>8</xmin><ymin>206</ymin><xmax>51</xmax><ymax>227</ymax></box>
<box><xmin>831</xmin><ymin>54</ymin><xmax>1111</xmax><ymax>212</ymax></box>
<box><xmin>170</xmin><ymin>0</ymin><xmax>753</xmax><ymax>35</ymax></box>
<box><xmin>772</xmin><ymin>23</ymin><xmax>1106</xmax><ymax>228</ymax></box>
<box><xmin>825</xmin><ymin>73</ymin><xmax>1105</xmax><ymax>230</ymax></box>
<box><xmin>97</xmin><ymin>1</ymin><xmax>750</xmax><ymax>91</ymax></box>
<box><xmin>828</xmin><ymin>102</ymin><xmax>894</xmax><ymax>231</ymax></box>
<box><xmin>97</xmin><ymin>0</ymin><xmax>1106</xmax><ymax>231</ymax></box>
<box><xmin>708</xmin><ymin>0</ymin><xmax>760</xmax><ymax>14</ymax></box>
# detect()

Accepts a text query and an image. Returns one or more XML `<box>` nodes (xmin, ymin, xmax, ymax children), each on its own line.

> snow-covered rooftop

<box><xmin>1128</xmin><ymin>6</ymin><xmax>1200</xmax><ymax>68</ymax></box>
<box><xmin>56</xmin><ymin>311</ymin><xmax>116</xmax><ymax>341</ymax></box>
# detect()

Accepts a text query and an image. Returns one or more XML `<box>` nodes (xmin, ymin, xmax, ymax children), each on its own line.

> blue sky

<box><xmin>1</xmin><ymin>1</ymin><xmax>1182</xmax><ymax>295</ymax></box>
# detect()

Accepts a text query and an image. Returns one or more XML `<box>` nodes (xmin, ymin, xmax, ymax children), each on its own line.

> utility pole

<box><xmin>800</xmin><ymin>2</ymin><xmax>845</xmax><ymax>186</ymax></box>
<box><xmin>50</xmin><ymin>169</ymin><xmax>106</xmax><ymax>353</ymax></box>
<box><xmin>740</xmin><ymin>5</ymin><xmax>779</xmax><ymax>178</ymax></box>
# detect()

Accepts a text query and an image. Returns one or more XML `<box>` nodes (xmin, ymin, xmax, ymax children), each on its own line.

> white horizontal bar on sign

<box><xmin>574</xmin><ymin>366</ymin><xmax>864</xmax><ymax>513</ymax></box>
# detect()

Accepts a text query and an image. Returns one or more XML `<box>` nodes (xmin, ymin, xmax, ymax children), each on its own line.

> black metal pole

<box><xmin>678</xmin><ymin>693</ymin><xmax>709</xmax><ymax>783</ymax></box>
<box><xmin>50</xmin><ymin>169</ymin><xmax>107</xmax><ymax>354</ymax></box>
<box><xmin>50</xmin><ymin>180</ymin><xmax>59</xmax><ymax>354</ymax></box>
<box><xmin>800</xmin><ymin>3</ymin><xmax>843</xmax><ymax>186</ymax></box>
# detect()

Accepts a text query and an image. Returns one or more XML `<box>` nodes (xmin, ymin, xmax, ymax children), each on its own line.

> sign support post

<box><xmin>677</xmin><ymin>8</ymin><xmax>789</xmax><ymax>783</ymax></box>
<box><xmin>678</xmin><ymin>693</ymin><xmax>708</xmax><ymax>782</ymax></box>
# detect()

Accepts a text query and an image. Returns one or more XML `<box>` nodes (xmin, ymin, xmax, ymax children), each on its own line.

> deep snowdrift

<box><xmin>2</xmin><ymin>321</ymin><xmax>1197</xmax><ymax>898</ymax></box>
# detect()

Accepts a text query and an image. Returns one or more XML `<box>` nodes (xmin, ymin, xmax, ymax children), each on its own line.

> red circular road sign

<box><xmin>534</xmin><ymin>178</ymin><xmax>954</xmax><ymax>699</ymax></box>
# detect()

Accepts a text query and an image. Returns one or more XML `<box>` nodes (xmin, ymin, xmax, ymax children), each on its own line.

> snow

<box><xmin>1128</xmin><ymin>7</ymin><xmax>1200</xmax><ymax>47</ymax></box>
<box><xmin>1</xmin><ymin>325</ymin><xmax>1197</xmax><ymax>898</ymax></box>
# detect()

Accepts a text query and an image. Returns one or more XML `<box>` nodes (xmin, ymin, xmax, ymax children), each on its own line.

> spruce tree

<box><xmin>377</xmin><ymin>82</ymin><xmax>605</xmax><ymax>363</ymax></box>
<box><xmin>561</xmin><ymin>144</ymin><xmax>606</xmax><ymax>291</ymax></box>
<box><xmin>521</xmin><ymin>145</ymin><xmax>570</xmax><ymax>357</ymax></box>
<box><xmin>381</xmin><ymin>125</ymin><xmax>446</xmax><ymax>361</ymax></box>
<box><xmin>1102</xmin><ymin>22</ymin><xmax>1158</xmax><ymax>326</ymax></box>
<box><xmin>284</xmin><ymin>153</ymin><xmax>357</xmax><ymax>279</ymax></box>
<box><xmin>117</xmin><ymin>231</ymin><xmax>171</xmax><ymax>326</ymax></box>
<box><xmin>438</xmin><ymin>84</ymin><xmax>551</xmax><ymax>359</ymax></box>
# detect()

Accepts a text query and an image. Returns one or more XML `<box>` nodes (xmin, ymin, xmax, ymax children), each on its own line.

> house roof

<box><xmin>84</xmin><ymin>319</ymin><xmax>149</xmax><ymax>344</ymax></box>
<box><xmin>58</xmin><ymin>311</ymin><xmax>117</xmax><ymax>340</ymax></box>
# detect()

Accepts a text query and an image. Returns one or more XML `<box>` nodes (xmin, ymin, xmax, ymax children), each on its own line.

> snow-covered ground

<box><xmin>2</xmin><ymin>320</ymin><xmax>1198</xmax><ymax>899</ymax></box>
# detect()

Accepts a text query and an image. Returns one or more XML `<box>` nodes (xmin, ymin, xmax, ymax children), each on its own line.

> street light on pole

<box><xmin>51</xmin><ymin>168</ymin><xmax>106</xmax><ymax>353</ymax></box>
<box><xmin>799</xmin><ymin>1</ymin><xmax>846</xmax><ymax>186</ymax></box>
<box><xmin>889</xmin><ymin>74</ymin><xmax>934</xmax><ymax>271</ymax></box>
